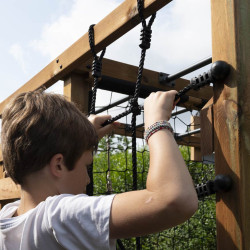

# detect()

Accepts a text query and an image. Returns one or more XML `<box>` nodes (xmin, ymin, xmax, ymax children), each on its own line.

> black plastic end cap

<box><xmin>210</xmin><ymin>61</ymin><xmax>231</xmax><ymax>82</ymax></box>
<box><xmin>213</xmin><ymin>174</ymin><xmax>233</xmax><ymax>192</ymax></box>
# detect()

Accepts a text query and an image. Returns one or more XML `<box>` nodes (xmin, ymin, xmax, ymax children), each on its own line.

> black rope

<box><xmin>88</xmin><ymin>24</ymin><xmax>106</xmax><ymax>115</ymax></box>
<box><xmin>131</xmin><ymin>0</ymin><xmax>156</xmax><ymax>198</ymax></box>
<box><xmin>87</xmin><ymin>24</ymin><xmax>106</xmax><ymax>197</ymax></box>
<box><xmin>132</xmin><ymin>2</ymin><xmax>156</xmax><ymax>249</ymax></box>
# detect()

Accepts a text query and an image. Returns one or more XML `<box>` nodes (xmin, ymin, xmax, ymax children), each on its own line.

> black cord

<box><xmin>132</xmin><ymin>2</ymin><xmax>156</xmax><ymax>249</ymax></box>
<box><xmin>88</xmin><ymin>24</ymin><xmax>106</xmax><ymax>115</ymax></box>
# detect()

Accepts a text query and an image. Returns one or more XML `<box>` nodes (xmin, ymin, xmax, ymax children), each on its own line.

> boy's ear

<box><xmin>49</xmin><ymin>154</ymin><xmax>65</xmax><ymax>178</ymax></box>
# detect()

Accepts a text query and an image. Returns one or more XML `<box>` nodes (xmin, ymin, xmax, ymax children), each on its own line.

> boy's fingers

<box><xmin>173</xmin><ymin>97</ymin><xmax>180</xmax><ymax>110</ymax></box>
<box><xmin>97</xmin><ymin>115</ymin><xmax>112</xmax><ymax>122</ymax></box>
<box><xmin>98</xmin><ymin>122</ymin><xmax>121</xmax><ymax>139</ymax></box>
<box><xmin>98</xmin><ymin>124</ymin><xmax>115</xmax><ymax>139</ymax></box>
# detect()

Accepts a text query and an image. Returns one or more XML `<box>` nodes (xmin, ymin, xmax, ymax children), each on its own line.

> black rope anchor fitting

<box><xmin>175</xmin><ymin>60</ymin><xmax>231</xmax><ymax>102</ymax></box>
<box><xmin>196</xmin><ymin>174</ymin><xmax>233</xmax><ymax>200</ymax></box>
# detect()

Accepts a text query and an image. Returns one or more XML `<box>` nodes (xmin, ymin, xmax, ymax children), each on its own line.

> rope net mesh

<box><xmin>92</xmin><ymin>90</ymin><xmax>216</xmax><ymax>249</ymax></box>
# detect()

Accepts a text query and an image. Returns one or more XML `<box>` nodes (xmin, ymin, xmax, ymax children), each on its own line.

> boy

<box><xmin>0</xmin><ymin>89</ymin><xmax>198</xmax><ymax>249</ymax></box>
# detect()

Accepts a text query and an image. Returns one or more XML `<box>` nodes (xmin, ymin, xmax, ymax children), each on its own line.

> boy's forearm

<box><xmin>146</xmin><ymin>129</ymin><xmax>196</xmax><ymax>199</ymax></box>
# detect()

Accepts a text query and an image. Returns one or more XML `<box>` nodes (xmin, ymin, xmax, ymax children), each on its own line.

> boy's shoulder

<box><xmin>0</xmin><ymin>199</ymin><xmax>20</xmax><ymax>219</ymax></box>
<box><xmin>0</xmin><ymin>193</ymin><xmax>116</xmax><ymax>219</ymax></box>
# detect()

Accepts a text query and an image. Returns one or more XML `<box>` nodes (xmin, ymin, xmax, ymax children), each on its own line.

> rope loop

<box><xmin>137</xmin><ymin>0</ymin><xmax>156</xmax><ymax>50</ymax></box>
<box><xmin>88</xmin><ymin>24</ymin><xmax>106</xmax><ymax>78</ymax></box>
<box><xmin>88</xmin><ymin>24</ymin><xmax>107</xmax><ymax>114</ymax></box>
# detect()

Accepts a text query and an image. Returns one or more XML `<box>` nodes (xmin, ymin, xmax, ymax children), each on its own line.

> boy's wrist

<box><xmin>144</xmin><ymin>120</ymin><xmax>174</xmax><ymax>144</ymax></box>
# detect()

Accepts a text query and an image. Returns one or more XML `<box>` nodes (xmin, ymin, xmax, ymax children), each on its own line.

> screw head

<box><xmin>214</xmin><ymin>174</ymin><xmax>233</xmax><ymax>192</ymax></box>
<box><xmin>211</xmin><ymin>61</ymin><xmax>230</xmax><ymax>81</ymax></box>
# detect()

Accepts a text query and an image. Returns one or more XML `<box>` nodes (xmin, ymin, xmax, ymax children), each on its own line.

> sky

<box><xmin>0</xmin><ymin>0</ymin><xmax>212</xmax><ymax>133</ymax></box>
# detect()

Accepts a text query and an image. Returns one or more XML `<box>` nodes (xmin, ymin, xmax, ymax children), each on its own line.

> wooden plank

<box><xmin>77</xmin><ymin>58</ymin><xmax>213</xmax><ymax>101</ymax></box>
<box><xmin>0</xmin><ymin>178</ymin><xmax>21</xmax><ymax>200</ymax></box>
<box><xmin>114</xmin><ymin>123</ymin><xmax>144</xmax><ymax>139</ymax></box>
<box><xmin>190</xmin><ymin>116</ymin><xmax>202</xmax><ymax>161</ymax></box>
<box><xmin>175</xmin><ymin>134</ymin><xmax>200</xmax><ymax>148</ymax></box>
<box><xmin>113</xmin><ymin>123</ymin><xmax>200</xmax><ymax>148</ymax></box>
<box><xmin>64</xmin><ymin>73</ymin><xmax>91</xmax><ymax>114</ymax></box>
<box><xmin>0</xmin><ymin>0</ymin><xmax>172</xmax><ymax>116</ymax></box>
<box><xmin>0</xmin><ymin>164</ymin><xmax>3</xmax><ymax>179</ymax></box>
<box><xmin>202</xmin><ymin>96</ymin><xmax>213</xmax><ymax>109</ymax></box>
<box><xmin>0</xmin><ymin>144</ymin><xmax>2</xmax><ymax>163</ymax></box>
<box><xmin>200</xmin><ymin>103</ymin><xmax>214</xmax><ymax>156</ymax></box>
<box><xmin>211</xmin><ymin>0</ymin><xmax>250</xmax><ymax>249</ymax></box>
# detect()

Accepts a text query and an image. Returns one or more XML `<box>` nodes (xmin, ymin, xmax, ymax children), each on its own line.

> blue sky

<box><xmin>0</xmin><ymin>0</ymin><xmax>78</xmax><ymax>100</ymax></box>
<box><xmin>0</xmin><ymin>0</ymin><xmax>212</xmax><ymax>132</ymax></box>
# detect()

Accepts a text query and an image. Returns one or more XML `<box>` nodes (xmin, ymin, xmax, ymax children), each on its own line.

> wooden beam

<box><xmin>0</xmin><ymin>178</ymin><xmax>20</xmax><ymax>200</ymax></box>
<box><xmin>0</xmin><ymin>144</ymin><xmax>2</xmax><ymax>163</ymax></box>
<box><xmin>114</xmin><ymin>123</ymin><xmax>200</xmax><ymax>148</ymax></box>
<box><xmin>64</xmin><ymin>73</ymin><xmax>91</xmax><ymax>114</ymax></box>
<box><xmin>175</xmin><ymin>133</ymin><xmax>200</xmax><ymax>148</ymax></box>
<box><xmin>114</xmin><ymin>123</ymin><xmax>144</xmax><ymax>139</ymax></box>
<box><xmin>0</xmin><ymin>164</ymin><xmax>3</xmax><ymax>179</ymax></box>
<box><xmin>77</xmin><ymin>58</ymin><xmax>213</xmax><ymax>102</ymax></box>
<box><xmin>211</xmin><ymin>0</ymin><xmax>250</xmax><ymax>249</ymax></box>
<box><xmin>200</xmin><ymin>99</ymin><xmax>214</xmax><ymax>156</ymax></box>
<box><xmin>0</xmin><ymin>0</ymin><xmax>172</xmax><ymax>116</ymax></box>
<box><xmin>190</xmin><ymin>116</ymin><xmax>202</xmax><ymax>161</ymax></box>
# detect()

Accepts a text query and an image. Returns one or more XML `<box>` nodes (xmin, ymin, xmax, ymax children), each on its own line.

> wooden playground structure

<box><xmin>0</xmin><ymin>0</ymin><xmax>249</xmax><ymax>249</ymax></box>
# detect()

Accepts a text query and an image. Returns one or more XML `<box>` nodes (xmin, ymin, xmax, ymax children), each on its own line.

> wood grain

<box><xmin>0</xmin><ymin>178</ymin><xmax>20</xmax><ymax>200</ymax></box>
<box><xmin>190</xmin><ymin>116</ymin><xmax>202</xmax><ymax>161</ymax></box>
<box><xmin>200</xmin><ymin>103</ymin><xmax>214</xmax><ymax>156</ymax></box>
<box><xmin>211</xmin><ymin>0</ymin><xmax>250</xmax><ymax>249</ymax></box>
<box><xmin>64</xmin><ymin>73</ymin><xmax>91</xmax><ymax>114</ymax></box>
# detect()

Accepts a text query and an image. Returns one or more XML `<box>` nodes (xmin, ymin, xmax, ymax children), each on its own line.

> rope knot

<box><xmin>129</xmin><ymin>98</ymin><xmax>141</xmax><ymax>116</ymax></box>
<box><xmin>139</xmin><ymin>26</ymin><xmax>152</xmax><ymax>49</ymax></box>
<box><xmin>92</xmin><ymin>59</ymin><xmax>102</xmax><ymax>78</ymax></box>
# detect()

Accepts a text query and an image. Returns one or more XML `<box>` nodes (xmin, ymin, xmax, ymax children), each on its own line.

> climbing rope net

<box><xmin>93</xmin><ymin>95</ymin><xmax>216</xmax><ymax>249</ymax></box>
<box><xmin>87</xmin><ymin>0</ymin><xmax>231</xmax><ymax>248</ymax></box>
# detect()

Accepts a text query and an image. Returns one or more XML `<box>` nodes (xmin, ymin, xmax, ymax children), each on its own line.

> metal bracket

<box><xmin>159</xmin><ymin>72</ymin><xmax>175</xmax><ymax>87</ymax></box>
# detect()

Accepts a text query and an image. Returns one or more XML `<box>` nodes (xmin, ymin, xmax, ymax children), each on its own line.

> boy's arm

<box><xmin>109</xmin><ymin>91</ymin><xmax>198</xmax><ymax>238</ymax></box>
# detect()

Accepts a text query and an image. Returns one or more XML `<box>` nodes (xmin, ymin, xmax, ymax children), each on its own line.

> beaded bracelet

<box><xmin>144</xmin><ymin>120</ymin><xmax>174</xmax><ymax>144</ymax></box>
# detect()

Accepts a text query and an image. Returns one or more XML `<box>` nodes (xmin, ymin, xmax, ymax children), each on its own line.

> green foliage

<box><xmin>93</xmin><ymin>136</ymin><xmax>216</xmax><ymax>249</ymax></box>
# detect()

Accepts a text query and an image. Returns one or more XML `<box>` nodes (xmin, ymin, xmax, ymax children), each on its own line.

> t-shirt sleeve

<box><xmin>44</xmin><ymin>194</ymin><xmax>116</xmax><ymax>250</ymax></box>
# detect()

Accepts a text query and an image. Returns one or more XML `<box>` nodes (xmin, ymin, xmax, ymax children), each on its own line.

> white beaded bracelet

<box><xmin>144</xmin><ymin>120</ymin><xmax>174</xmax><ymax>144</ymax></box>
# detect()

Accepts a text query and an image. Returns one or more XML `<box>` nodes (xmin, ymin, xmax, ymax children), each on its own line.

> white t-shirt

<box><xmin>0</xmin><ymin>194</ymin><xmax>116</xmax><ymax>250</ymax></box>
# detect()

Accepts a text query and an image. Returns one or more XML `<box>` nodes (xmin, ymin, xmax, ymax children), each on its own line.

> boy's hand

<box><xmin>144</xmin><ymin>90</ymin><xmax>178</xmax><ymax>129</ymax></box>
<box><xmin>88</xmin><ymin>114</ymin><xmax>120</xmax><ymax>140</ymax></box>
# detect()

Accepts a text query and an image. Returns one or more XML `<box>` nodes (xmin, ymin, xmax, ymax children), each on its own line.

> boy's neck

<box><xmin>14</xmin><ymin>187</ymin><xmax>59</xmax><ymax>217</ymax></box>
<box><xmin>14</xmin><ymin>170</ymin><xmax>60</xmax><ymax>216</ymax></box>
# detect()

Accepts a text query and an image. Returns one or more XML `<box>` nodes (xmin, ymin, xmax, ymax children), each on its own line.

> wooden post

<box><xmin>64</xmin><ymin>73</ymin><xmax>91</xmax><ymax>114</ymax></box>
<box><xmin>211</xmin><ymin>0</ymin><xmax>250</xmax><ymax>249</ymax></box>
<box><xmin>64</xmin><ymin>73</ymin><xmax>93</xmax><ymax>195</ymax></box>
<box><xmin>190</xmin><ymin>115</ymin><xmax>202</xmax><ymax>161</ymax></box>
<box><xmin>200</xmin><ymin>97</ymin><xmax>214</xmax><ymax>163</ymax></box>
